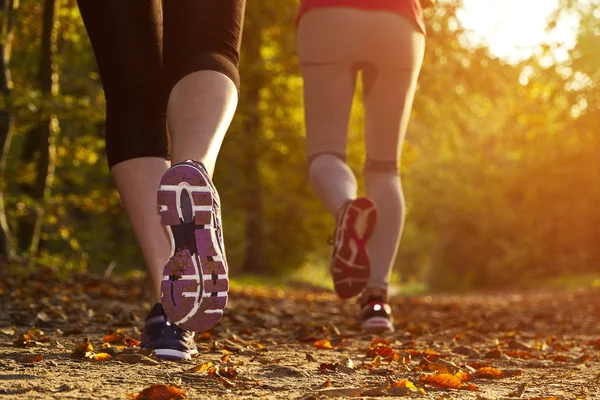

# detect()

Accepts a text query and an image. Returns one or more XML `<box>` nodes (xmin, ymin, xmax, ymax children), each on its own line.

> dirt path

<box><xmin>1</xmin><ymin>267</ymin><xmax>600</xmax><ymax>399</ymax></box>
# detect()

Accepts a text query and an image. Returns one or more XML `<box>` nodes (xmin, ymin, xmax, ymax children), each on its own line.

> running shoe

<box><xmin>330</xmin><ymin>197</ymin><xmax>378</xmax><ymax>299</ymax></box>
<box><xmin>360</xmin><ymin>296</ymin><xmax>395</xmax><ymax>333</ymax></box>
<box><xmin>158</xmin><ymin>160</ymin><xmax>228</xmax><ymax>332</ymax></box>
<box><xmin>140</xmin><ymin>303</ymin><xmax>198</xmax><ymax>361</ymax></box>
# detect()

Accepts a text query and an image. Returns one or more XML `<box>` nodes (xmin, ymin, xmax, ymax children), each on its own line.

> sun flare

<box><xmin>457</xmin><ymin>0</ymin><xmax>580</xmax><ymax>63</ymax></box>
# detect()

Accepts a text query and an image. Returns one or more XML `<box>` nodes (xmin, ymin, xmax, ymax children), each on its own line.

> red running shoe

<box><xmin>330</xmin><ymin>197</ymin><xmax>378</xmax><ymax>299</ymax></box>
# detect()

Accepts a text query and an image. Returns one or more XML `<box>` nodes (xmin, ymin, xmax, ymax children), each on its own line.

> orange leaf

<box><xmin>420</xmin><ymin>373</ymin><xmax>465</xmax><ymax>389</ymax></box>
<box><xmin>102</xmin><ymin>332</ymin><xmax>125</xmax><ymax>344</ymax></box>
<box><xmin>320</xmin><ymin>378</ymin><xmax>332</xmax><ymax>388</ymax></box>
<box><xmin>551</xmin><ymin>355</ymin><xmax>570</xmax><ymax>362</ymax></box>
<box><xmin>314</xmin><ymin>339</ymin><xmax>332</xmax><ymax>349</ymax></box>
<box><xmin>198</xmin><ymin>332</ymin><xmax>213</xmax><ymax>340</ymax></box>
<box><xmin>93</xmin><ymin>353</ymin><xmax>112</xmax><ymax>361</ymax></box>
<box><xmin>373</xmin><ymin>355</ymin><xmax>381</xmax><ymax>368</ymax></box>
<box><xmin>392</xmin><ymin>379</ymin><xmax>417</xmax><ymax>389</ymax></box>
<box><xmin>454</xmin><ymin>371</ymin><xmax>473</xmax><ymax>382</ymax></box>
<box><xmin>375</xmin><ymin>345</ymin><xmax>396</xmax><ymax>359</ymax></box>
<box><xmin>221</xmin><ymin>353</ymin><xmax>229</xmax><ymax>363</ymax></box>
<box><xmin>474</xmin><ymin>367</ymin><xmax>504</xmax><ymax>379</ymax></box>
<box><xmin>127</xmin><ymin>384</ymin><xmax>187</xmax><ymax>400</ymax></box>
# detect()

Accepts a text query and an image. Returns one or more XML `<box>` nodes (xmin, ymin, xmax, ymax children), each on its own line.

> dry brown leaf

<box><xmin>127</xmin><ymin>384</ymin><xmax>186</xmax><ymax>400</ymax></box>
<box><xmin>573</xmin><ymin>354</ymin><xmax>592</xmax><ymax>364</ymax></box>
<box><xmin>502</xmin><ymin>369</ymin><xmax>523</xmax><ymax>378</ymax></box>
<box><xmin>474</xmin><ymin>367</ymin><xmax>504</xmax><ymax>379</ymax></box>
<box><xmin>484</xmin><ymin>349</ymin><xmax>503</xmax><ymax>359</ymax></box>
<box><xmin>320</xmin><ymin>377</ymin><xmax>332</xmax><ymax>389</ymax></box>
<box><xmin>314</xmin><ymin>339</ymin><xmax>332</xmax><ymax>349</ymax></box>
<box><xmin>221</xmin><ymin>353</ymin><xmax>229</xmax><ymax>362</ymax></box>
<box><xmin>16</xmin><ymin>353</ymin><xmax>43</xmax><ymax>363</ymax></box>
<box><xmin>550</xmin><ymin>355</ymin><xmax>570</xmax><ymax>362</ymax></box>
<box><xmin>92</xmin><ymin>353</ymin><xmax>112</xmax><ymax>361</ymax></box>
<box><xmin>319</xmin><ymin>362</ymin><xmax>338</xmax><ymax>372</ymax></box>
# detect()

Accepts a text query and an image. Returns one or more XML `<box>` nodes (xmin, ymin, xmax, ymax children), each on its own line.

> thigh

<box><xmin>162</xmin><ymin>0</ymin><xmax>245</xmax><ymax>89</ymax></box>
<box><xmin>77</xmin><ymin>0</ymin><xmax>164</xmax><ymax>95</ymax></box>
<box><xmin>361</xmin><ymin>12</ymin><xmax>425</xmax><ymax>162</ymax></box>
<box><xmin>297</xmin><ymin>8</ymin><xmax>361</xmax><ymax>159</ymax></box>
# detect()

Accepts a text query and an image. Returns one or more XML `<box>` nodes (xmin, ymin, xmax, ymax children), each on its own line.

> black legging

<box><xmin>77</xmin><ymin>0</ymin><xmax>245</xmax><ymax>167</ymax></box>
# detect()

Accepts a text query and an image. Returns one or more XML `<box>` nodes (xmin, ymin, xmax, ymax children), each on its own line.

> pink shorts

<box><xmin>297</xmin><ymin>0</ymin><xmax>425</xmax><ymax>34</ymax></box>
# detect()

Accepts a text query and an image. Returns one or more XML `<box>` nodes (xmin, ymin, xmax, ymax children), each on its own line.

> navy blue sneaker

<box><xmin>141</xmin><ymin>303</ymin><xmax>198</xmax><ymax>361</ymax></box>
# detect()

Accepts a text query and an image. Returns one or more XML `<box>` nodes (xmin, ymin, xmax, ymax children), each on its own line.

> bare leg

<box><xmin>167</xmin><ymin>71</ymin><xmax>238</xmax><ymax>173</ymax></box>
<box><xmin>111</xmin><ymin>158</ymin><xmax>170</xmax><ymax>304</ymax></box>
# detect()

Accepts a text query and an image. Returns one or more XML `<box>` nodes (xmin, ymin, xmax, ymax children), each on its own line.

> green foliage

<box><xmin>3</xmin><ymin>0</ymin><xmax>600</xmax><ymax>292</ymax></box>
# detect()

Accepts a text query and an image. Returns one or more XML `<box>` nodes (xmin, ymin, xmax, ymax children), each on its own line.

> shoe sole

<box><xmin>154</xmin><ymin>348</ymin><xmax>199</xmax><ymax>361</ymax></box>
<box><xmin>361</xmin><ymin>316</ymin><xmax>395</xmax><ymax>333</ymax></box>
<box><xmin>331</xmin><ymin>198</ymin><xmax>378</xmax><ymax>299</ymax></box>
<box><xmin>158</xmin><ymin>162</ymin><xmax>228</xmax><ymax>332</ymax></box>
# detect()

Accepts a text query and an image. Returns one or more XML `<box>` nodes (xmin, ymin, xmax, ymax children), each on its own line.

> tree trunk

<box><xmin>0</xmin><ymin>0</ymin><xmax>15</xmax><ymax>261</ymax></box>
<box><xmin>22</xmin><ymin>0</ymin><xmax>60</xmax><ymax>259</ymax></box>
<box><xmin>240</xmin><ymin>14</ymin><xmax>266</xmax><ymax>274</ymax></box>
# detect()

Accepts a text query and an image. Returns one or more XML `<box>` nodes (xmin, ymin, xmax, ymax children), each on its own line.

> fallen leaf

<box><xmin>306</xmin><ymin>353</ymin><xmax>317</xmax><ymax>362</ymax></box>
<box><xmin>93</xmin><ymin>353</ymin><xmax>112</xmax><ymax>361</ymax></box>
<box><xmin>319</xmin><ymin>362</ymin><xmax>338</xmax><ymax>372</ymax></box>
<box><xmin>573</xmin><ymin>354</ymin><xmax>592</xmax><ymax>364</ymax></box>
<box><xmin>454</xmin><ymin>371</ymin><xmax>474</xmax><ymax>382</ymax></box>
<box><xmin>184</xmin><ymin>361</ymin><xmax>213</xmax><ymax>373</ymax></box>
<box><xmin>508</xmin><ymin>383</ymin><xmax>528</xmax><ymax>398</ymax></box>
<box><xmin>392</xmin><ymin>379</ymin><xmax>417</xmax><ymax>390</ymax></box>
<box><xmin>320</xmin><ymin>378</ymin><xmax>332</xmax><ymax>389</ymax></box>
<box><xmin>0</xmin><ymin>327</ymin><xmax>15</xmax><ymax>336</ymax></box>
<box><xmin>484</xmin><ymin>349</ymin><xmax>503</xmax><ymax>359</ymax></box>
<box><xmin>127</xmin><ymin>384</ymin><xmax>186</xmax><ymax>399</ymax></box>
<box><xmin>474</xmin><ymin>367</ymin><xmax>504</xmax><ymax>379</ymax></box>
<box><xmin>221</xmin><ymin>353</ymin><xmax>229</xmax><ymax>362</ymax></box>
<box><xmin>198</xmin><ymin>332</ymin><xmax>212</xmax><ymax>340</ymax></box>
<box><xmin>71</xmin><ymin>338</ymin><xmax>94</xmax><ymax>359</ymax></box>
<box><xmin>502</xmin><ymin>369</ymin><xmax>523</xmax><ymax>378</ymax></box>
<box><xmin>314</xmin><ymin>339</ymin><xmax>332</xmax><ymax>349</ymax></box>
<box><xmin>16</xmin><ymin>353</ymin><xmax>43</xmax><ymax>363</ymax></box>
<box><xmin>420</xmin><ymin>373</ymin><xmax>466</xmax><ymax>389</ymax></box>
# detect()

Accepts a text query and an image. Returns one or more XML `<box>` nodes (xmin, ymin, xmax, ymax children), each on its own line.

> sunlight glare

<box><xmin>457</xmin><ymin>0</ymin><xmax>580</xmax><ymax>63</ymax></box>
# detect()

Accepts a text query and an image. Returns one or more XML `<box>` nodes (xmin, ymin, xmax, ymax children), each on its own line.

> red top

<box><xmin>297</xmin><ymin>0</ymin><xmax>425</xmax><ymax>34</ymax></box>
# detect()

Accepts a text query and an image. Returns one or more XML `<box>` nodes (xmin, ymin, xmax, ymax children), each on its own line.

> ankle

<box><xmin>361</xmin><ymin>287</ymin><xmax>389</xmax><ymax>304</ymax></box>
